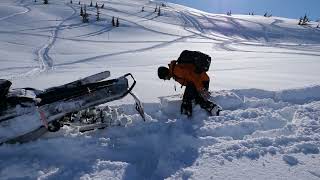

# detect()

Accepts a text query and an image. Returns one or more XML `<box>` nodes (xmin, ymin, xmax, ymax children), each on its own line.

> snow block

<box><xmin>159</xmin><ymin>94</ymin><xmax>182</xmax><ymax>115</ymax></box>
<box><xmin>211</xmin><ymin>90</ymin><xmax>244</xmax><ymax>110</ymax></box>
<box><xmin>282</xmin><ymin>155</ymin><xmax>299</xmax><ymax>166</ymax></box>
<box><xmin>159</xmin><ymin>90</ymin><xmax>244</xmax><ymax>114</ymax></box>
<box><xmin>231</xmin><ymin>88</ymin><xmax>275</xmax><ymax>101</ymax></box>
<box><xmin>275</xmin><ymin>85</ymin><xmax>320</xmax><ymax>104</ymax></box>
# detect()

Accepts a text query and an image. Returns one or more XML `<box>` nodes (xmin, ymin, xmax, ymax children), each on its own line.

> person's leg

<box><xmin>194</xmin><ymin>86</ymin><xmax>220</xmax><ymax>116</ymax></box>
<box><xmin>199</xmin><ymin>100</ymin><xmax>221</xmax><ymax>116</ymax></box>
<box><xmin>181</xmin><ymin>84</ymin><xmax>197</xmax><ymax>116</ymax></box>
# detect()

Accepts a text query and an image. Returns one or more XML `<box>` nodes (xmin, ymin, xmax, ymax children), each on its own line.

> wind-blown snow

<box><xmin>0</xmin><ymin>0</ymin><xmax>320</xmax><ymax>179</ymax></box>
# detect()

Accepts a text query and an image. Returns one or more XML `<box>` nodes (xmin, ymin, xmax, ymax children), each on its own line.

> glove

<box><xmin>200</xmin><ymin>89</ymin><xmax>211</xmax><ymax>100</ymax></box>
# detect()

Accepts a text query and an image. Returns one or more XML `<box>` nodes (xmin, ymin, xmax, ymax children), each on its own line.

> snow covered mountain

<box><xmin>0</xmin><ymin>0</ymin><xmax>320</xmax><ymax>179</ymax></box>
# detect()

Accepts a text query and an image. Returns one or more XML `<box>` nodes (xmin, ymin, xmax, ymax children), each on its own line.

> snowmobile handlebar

<box><xmin>122</xmin><ymin>73</ymin><xmax>136</xmax><ymax>95</ymax></box>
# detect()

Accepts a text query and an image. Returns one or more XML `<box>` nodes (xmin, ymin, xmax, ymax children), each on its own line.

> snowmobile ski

<box><xmin>44</xmin><ymin>70</ymin><xmax>110</xmax><ymax>92</ymax></box>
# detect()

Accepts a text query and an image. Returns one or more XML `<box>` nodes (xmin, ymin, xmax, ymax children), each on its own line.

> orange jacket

<box><xmin>168</xmin><ymin>60</ymin><xmax>210</xmax><ymax>92</ymax></box>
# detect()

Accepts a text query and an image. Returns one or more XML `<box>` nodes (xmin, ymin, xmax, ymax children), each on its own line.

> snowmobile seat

<box><xmin>6</xmin><ymin>96</ymin><xmax>36</xmax><ymax>108</ymax></box>
<box><xmin>0</xmin><ymin>79</ymin><xmax>12</xmax><ymax>101</ymax></box>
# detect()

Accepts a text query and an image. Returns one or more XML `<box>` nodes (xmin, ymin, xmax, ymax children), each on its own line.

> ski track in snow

<box><xmin>0</xmin><ymin>1</ymin><xmax>78</xmax><ymax>79</ymax></box>
<box><xmin>0</xmin><ymin>5</ymin><xmax>30</xmax><ymax>21</ymax></box>
<box><xmin>36</xmin><ymin>3</ymin><xmax>77</xmax><ymax>72</ymax></box>
<box><xmin>55</xmin><ymin>34</ymin><xmax>195</xmax><ymax>66</ymax></box>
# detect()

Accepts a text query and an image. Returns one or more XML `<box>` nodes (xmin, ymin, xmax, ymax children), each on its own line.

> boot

<box><xmin>211</xmin><ymin>105</ymin><xmax>222</xmax><ymax>116</ymax></box>
<box><xmin>201</xmin><ymin>101</ymin><xmax>222</xmax><ymax>116</ymax></box>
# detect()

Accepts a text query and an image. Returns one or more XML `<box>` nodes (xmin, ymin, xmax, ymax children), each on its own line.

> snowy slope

<box><xmin>0</xmin><ymin>0</ymin><xmax>320</xmax><ymax>179</ymax></box>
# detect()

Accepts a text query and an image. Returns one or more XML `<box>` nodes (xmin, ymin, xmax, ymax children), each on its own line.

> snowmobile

<box><xmin>0</xmin><ymin>71</ymin><xmax>145</xmax><ymax>144</ymax></box>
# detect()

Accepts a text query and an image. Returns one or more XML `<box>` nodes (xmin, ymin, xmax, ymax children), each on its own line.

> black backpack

<box><xmin>177</xmin><ymin>50</ymin><xmax>211</xmax><ymax>73</ymax></box>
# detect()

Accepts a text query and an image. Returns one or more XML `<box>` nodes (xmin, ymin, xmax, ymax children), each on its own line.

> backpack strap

<box><xmin>170</xmin><ymin>61</ymin><xmax>187</xmax><ymax>89</ymax></box>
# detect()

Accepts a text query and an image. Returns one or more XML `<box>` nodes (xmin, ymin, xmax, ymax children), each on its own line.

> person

<box><xmin>158</xmin><ymin>58</ymin><xmax>221</xmax><ymax>117</ymax></box>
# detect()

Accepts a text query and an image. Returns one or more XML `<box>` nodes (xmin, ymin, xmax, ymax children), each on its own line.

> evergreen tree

<box><xmin>95</xmin><ymin>2</ymin><xmax>98</xmax><ymax>8</ymax></box>
<box><xmin>141</xmin><ymin>6</ymin><xmax>144</xmax><ymax>12</ymax></box>
<box><xmin>303</xmin><ymin>14</ymin><xmax>309</xmax><ymax>24</ymax></box>
<box><xmin>112</xmin><ymin>16</ymin><xmax>115</xmax><ymax>26</ymax></box>
<box><xmin>116</xmin><ymin>18</ymin><xmax>119</xmax><ymax>27</ymax></box>
<box><xmin>90</xmin><ymin>1</ymin><xmax>93</xmax><ymax>7</ymax></box>
<box><xmin>34</xmin><ymin>0</ymin><xmax>37</xmax><ymax>2</ymax></box>
<box><xmin>70</xmin><ymin>0</ymin><xmax>72</xmax><ymax>4</ymax></box>
<box><xmin>298</xmin><ymin>17</ymin><xmax>302</xmax><ymax>25</ymax></box>
<box><xmin>299</xmin><ymin>14</ymin><xmax>310</xmax><ymax>25</ymax></box>
<box><xmin>43</xmin><ymin>0</ymin><xmax>48</xmax><ymax>4</ymax></box>
<box><xmin>80</xmin><ymin>6</ymin><xmax>83</xmax><ymax>16</ymax></box>
<box><xmin>158</xmin><ymin>7</ymin><xmax>161</xmax><ymax>16</ymax></box>
<box><xmin>78</xmin><ymin>1</ymin><xmax>80</xmax><ymax>5</ymax></box>
<box><xmin>264</xmin><ymin>12</ymin><xmax>267</xmax><ymax>17</ymax></box>
<box><xmin>82</xmin><ymin>5</ymin><xmax>89</xmax><ymax>23</ymax></box>
<box><xmin>101</xmin><ymin>3</ymin><xmax>104</xmax><ymax>8</ymax></box>
<box><xmin>154</xmin><ymin>6</ymin><xmax>157</xmax><ymax>12</ymax></box>
<box><xmin>96</xmin><ymin>7</ymin><xmax>100</xmax><ymax>21</ymax></box>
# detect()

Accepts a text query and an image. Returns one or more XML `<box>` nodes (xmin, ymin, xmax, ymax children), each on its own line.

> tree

<box><xmin>264</xmin><ymin>12</ymin><xmax>272</xmax><ymax>18</ymax></box>
<box><xmin>112</xmin><ymin>16</ymin><xmax>115</xmax><ymax>26</ymax></box>
<box><xmin>298</xmin><ymin>17</ymin><xmax>302</xmax><ymax>25</ymax></box>
<box><xmin>80</xmin><ymin>6</ymin><xmax>83</xmax><ymax>16</ymax></box>
<box><xmin>116</xmin><ymin>18</ymin><xmax>119</xmax><ymax>27</ymax></box>
<box><xmin>154</xmin><ymin>6</ymin><xmax>157</xmax><ymax>12</ymax></box>
<box><xmin>78</xmin><ymin>1</ymin><xmax>80</xmax><ymax>5</ymax></box>
<box><xmin>96</xmin><ymin>6</ymin><xmax>100</xmax><ymax>21</ymax></box>
<box><xmin>303</xmin><ymin>14</ymin><xmax>309</xmax><ymax>23</ymax></box>
<box><xmin>95</xmin><ymin>2</ymin><xmax>98</xmax><ymax>8</ymax></box>
<box><xmin>299</xmin><ymin>14</ymin><xmax>310</xmax><ymax>26</ymax></box>
<box><xmin>43</xmin><ymin>0</ymin><xmax>48</xmax><ymax>4</ymax></box>
<box><xmin>70</xmin><ymin>0</ymin><xmax>72</xmax><ymax>4</ymax></box>
<box><xmin>90</xmin><ymin>1</ymin><xmax>93</xmax><ymax>7</ymax></box>
<box><xmin>141</xmin><ymin>6</ymin><xmax>144</xmax><ymax>12</ymax></box>
<box><xmin>101</xmin><ymin>3</ymin><xmax>104</xmax><ymax>8</ymax></box>
<box><xmin>82</xmin><ymin>5</ymin><xmax>89</xmax><ymax>23</ymax></box>
<box><xmin>158</xmin><ymin>7</ymin><xmax>161</xmax><ymax>16</ymax></box>
<box><xmin>227</xmin><ymin>10</ymin><xmax>231</xmax><ymax>16</ymax></box>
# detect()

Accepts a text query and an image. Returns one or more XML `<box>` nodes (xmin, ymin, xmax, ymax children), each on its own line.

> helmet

<box><xmin>158</xmin><ymin>66</ymin><xmax>170</xmax><ymax>80</ymax></box>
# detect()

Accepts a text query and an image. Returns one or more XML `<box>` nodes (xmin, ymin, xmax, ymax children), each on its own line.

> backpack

<box><xmin>177</xmin><ymin>50</ymin><xmax>211</xmax><ymax>73</ymax></box>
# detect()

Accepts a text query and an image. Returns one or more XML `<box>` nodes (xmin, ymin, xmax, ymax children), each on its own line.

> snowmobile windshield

<box><xmin>0</xmin><ymin>79</ymin><xmax>11</xmax><ymax>100</ymax></box>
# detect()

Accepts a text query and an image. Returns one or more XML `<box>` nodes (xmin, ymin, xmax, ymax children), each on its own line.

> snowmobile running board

<box><xmin>0</xmin><ymin>72</ymin><xmax>145</xmax><ymax>144</ymax></box>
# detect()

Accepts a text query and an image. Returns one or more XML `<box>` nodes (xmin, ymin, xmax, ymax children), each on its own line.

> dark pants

<box><xmin>181</xmin><ymin>82</ymin><xmax>214</xmax><ymax>116</ymax></box>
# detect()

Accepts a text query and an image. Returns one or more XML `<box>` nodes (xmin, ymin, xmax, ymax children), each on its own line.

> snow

<box><xmin>0</xmin><ymin>0</ymin><xmax>320</xmax><ymax>179</ymax></box>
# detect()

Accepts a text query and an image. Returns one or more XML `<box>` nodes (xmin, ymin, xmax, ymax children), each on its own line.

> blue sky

<box><xmin>166</xmin><ymin>0</ymin><xmax>320</xmax><ymax>20</ymax></box>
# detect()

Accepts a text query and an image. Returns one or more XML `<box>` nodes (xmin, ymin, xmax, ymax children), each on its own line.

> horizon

<box><xmin>166</xmin><ymin>0</ymin><xmax>320</xmax><ymax>20</ymax></box>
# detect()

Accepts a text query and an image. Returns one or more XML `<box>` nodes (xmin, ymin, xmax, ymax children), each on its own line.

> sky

<box><xmin>166</xmin><ymin>0</ymin><xmax>320</xmax><ymax>20</ymax></box>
